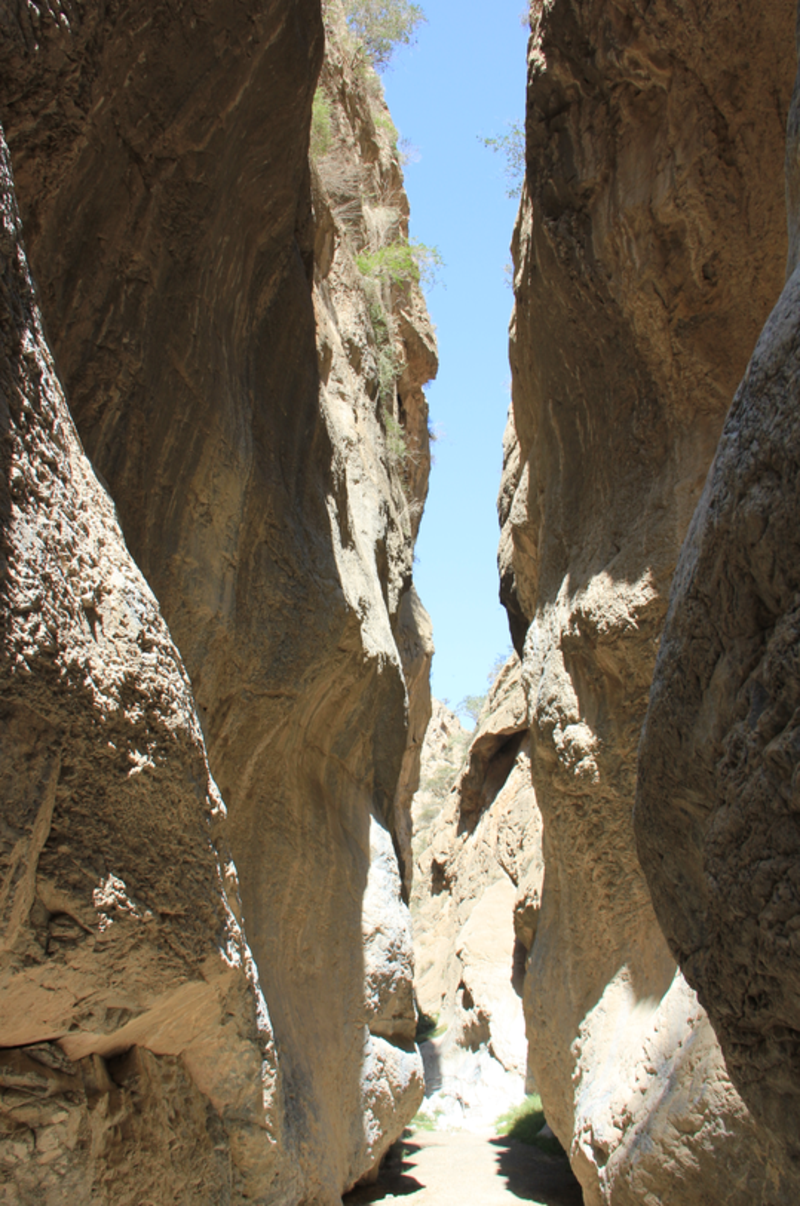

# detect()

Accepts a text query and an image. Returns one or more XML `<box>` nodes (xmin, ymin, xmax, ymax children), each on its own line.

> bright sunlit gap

<box><xmin>378</xmin><ymin>0</ymin><xmax>529</xmax><ymax>713</ymax></box>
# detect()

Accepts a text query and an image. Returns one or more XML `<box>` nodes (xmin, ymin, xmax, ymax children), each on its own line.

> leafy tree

<box><xmin>480</xmin><ymin>121</ymin><xmax>525</xmax><ymax>198</ymax></box>
<box><xmin>344</xmin><ymin>0</ymin><xmax>427</xmax><ymax>71</ymax></box>
<box><xmin>457</xmin><ymin>694</ymin><xmax>487</xmax><ymax>725</ymax></box>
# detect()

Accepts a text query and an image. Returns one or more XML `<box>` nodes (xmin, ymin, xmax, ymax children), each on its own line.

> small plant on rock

<box><xmin>310</xmin><ymin>87</ymin><xmax>333</xmax><ymax>159</ymax></box>
<box><xmin>356</xmin><ymin>237</ymin><xmax>443</xmax><ymax>291</ymax></box>
<box><xmin>494</xmin><ymin>1094</ymin><xmax>566</xmax><ymax>1156</ymax></box>
<box><xmin>480</xmin><ymin>121</ymin><xmax>525</xmax><ymax>198</ymax></box>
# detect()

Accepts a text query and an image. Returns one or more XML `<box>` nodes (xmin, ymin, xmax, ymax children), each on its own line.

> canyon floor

<box><xmin>344</xmin><ymin>1128</ymin><xmax>583</xmax><ymax>1206</ymax></box>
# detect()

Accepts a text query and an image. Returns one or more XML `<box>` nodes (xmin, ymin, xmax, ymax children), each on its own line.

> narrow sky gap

<box><xmin>381</xmin><ymin>0</ymin><xmax>529</xmax><ymax>708</ymax></box>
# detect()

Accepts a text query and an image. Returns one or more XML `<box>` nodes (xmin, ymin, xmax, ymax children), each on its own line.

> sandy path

<box><xmin>344</xmin><ymin>1129</ymin><xmax>583</xmax><ymax>1206</ymax></box>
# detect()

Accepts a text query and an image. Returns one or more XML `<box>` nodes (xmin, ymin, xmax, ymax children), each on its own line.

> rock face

<box><xmin>0</xmin><ymin>120</ymin><xmax>280</xmax><ymax>1205</ymax></box>
<box><xmin>502</xmin><ymin>0</ymin><xmax>798</xmax><ymax>1200</ymax></box>
<box><xmin>0</xmin><ymin>0</ymin><xmax>435</xmax><ymax>1200</ymax></box>
<box><xmin>411</xmin><ymin>661</ymin><xmax>542</xmax><ymax>1129</ymax></box>
<box><xmin>636</xmin><ymin>15</ymin><xmax>800</xmax><ymax>1182</ymax></box>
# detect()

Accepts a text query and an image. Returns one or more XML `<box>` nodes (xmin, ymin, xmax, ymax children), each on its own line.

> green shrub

<box><xmin>365</xmin><ymin>295</ymin><xmax>401</xmax><ymax>406</ymax></box>
<box><xmin>356</xmin><ymin>238</ymin><xmax>443</xmax><ymax>290</ymax></box>
<box><xmin>382</xmin><ymin>405</ymin><xmax>408</xmax><ymax>464</ymax></box>
<box><xmin>494</xmin><ymin>1095</ymin><xmax>566</xmax><ymax>1156</ymax></box>
<box><xmin>374</xmin><ymin>110</ymin><xmax>399</xmax><ymax>141</ymax></box>
<box><xmin>410</xmin><ymin>1107</ymin><xmax>439</xmax><ymax>1131</ymax></box>
<box><xmin>344</xmin><ymin>0</ymin><xmax>426</xmax><ymax>71</ymax></box>
<box><xmin>310</xmin><ymin>88</ymin><xmax>332</xmax><ymax>159</ymax></box>
<box><xmin>415</xmin><ymin>1010</ymin><xmax>440</xmax><ymax>1041</ymax></box>
<box><xmin>480</xmin><ymin>121</ymin><xmax>525</xmax><ymax>198</ymax></box>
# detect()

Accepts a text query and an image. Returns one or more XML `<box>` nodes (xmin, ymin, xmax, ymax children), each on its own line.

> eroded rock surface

<box><xmin>502</xmin><ymin>0</ymin><xmax>798</xmax><ymax>1200</ymax></box>
<box><xmin>411</xmin><ymin>661</ymin><xmax>541</xmax><ymax>1130</ymax></box>
<box><xmin>0</xmin><ymin>0</ymin><xmax>435</xmax><ymax>1199</ymax></box>
<box><xmin>0</xmin><ymin>121</ymin><xmax>286</xmax><ymax>1204</ymax></box>
<box><xmin>636</xmin><ymin>18</ymin><xmax>800</xmax><ymax>1181</ymax></box>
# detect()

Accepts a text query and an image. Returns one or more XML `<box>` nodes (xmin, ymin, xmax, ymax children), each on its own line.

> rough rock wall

<box><xmin>0</xmin><ymin>121</ymin><xmax>282</xmax><ymax>1205</ymax></box>
<box><xmin>0</xmin><ymin>0</ymin><xmax>435</xmax><ymax>1200</ymax></box>
<box><xmin>411</xmin><ymin>661</ymin><xmax>542</xmax><ymax>1127</ymax></box>
<box><xmin>636</xmin><ymin>8</ymin><xmax>800</xmax><ymax>1184</ymax></box>
<box><xmin>502</xmin><ymin>0</ymin><xmax>798</xmax><ymax>1201</ymax></box>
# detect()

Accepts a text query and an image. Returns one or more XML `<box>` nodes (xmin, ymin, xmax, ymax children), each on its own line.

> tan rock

<box><xmin>503</xmin><ymin>0</ymin><xmax>798</xmax><ymax>1200</ymax></box>
<box><xmin>411</xmin><ymin>660</ymin><xmax>542</xmax><ymax>1128</ymax></box>
<box><xmin>636</xmin><ymin>18</ymin><xmax>800</xmax><ymax>1180</ymax></box>
<box><xmin>0</xmin><ymin>121</ymin><xmax>290</xmax><ymax>1203</ymax></box>
<box><xmin>0</xmin><ymin>0</ymin><xmax>435</xmax><ymax>1197</ymax></box>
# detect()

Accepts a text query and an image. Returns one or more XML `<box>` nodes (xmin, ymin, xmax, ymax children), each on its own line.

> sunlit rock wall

<box><xmin>0</xmin><ymin>0</ymin><xmax>435</xmax><ymax>1199</ymax></box>
<box><xmin>502</xmin><ymin>0</ymin><xmax>798</xmax><ymax>1201</ymax></box>
<box><xmin>411</xmin><ymin>659</ymin><xmax>542</xmax><ymax>1127</ymax></box>
<box><xmin>637</xmin><ymin>8</ymin><xmax>800</xmax><ymax>1188</ymax></box>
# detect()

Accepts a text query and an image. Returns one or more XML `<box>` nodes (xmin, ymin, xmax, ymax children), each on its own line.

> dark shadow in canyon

<box><xmin>490</xmin><ymin>1137</ymin><xmax>583</xmax><ymax>1205</ymax></box>
<box><xmin>343</xmin><ymin>1134</ymin><xmax>424</xmax><ymax>1203</ymax></box>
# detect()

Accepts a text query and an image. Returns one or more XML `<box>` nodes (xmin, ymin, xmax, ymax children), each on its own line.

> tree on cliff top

<box><xmin>344</xmin><ymin>0</ymin><xmax>426</xmax><ymax>71</ymax></box>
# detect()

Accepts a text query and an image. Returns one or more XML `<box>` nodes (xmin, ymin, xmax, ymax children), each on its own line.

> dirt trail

<box><xmin>344</xmin><ymin>1129</ymin><xmax>583</xmax><ymax>1206</ymax></box>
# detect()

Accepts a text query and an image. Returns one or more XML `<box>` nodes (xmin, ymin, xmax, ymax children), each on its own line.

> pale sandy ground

<box><xmin>344</xmin><ymin>1128</ymin><xmax>583</xmax><ymax>1206</ymax></box>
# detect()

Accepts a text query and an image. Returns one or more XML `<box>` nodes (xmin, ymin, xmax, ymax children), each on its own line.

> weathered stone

<box><xmin>636</xmin><ymin>18</ymin><xmax>800</xmax><ymax>1179</ymax></box>
<box><xmin>411</xmin><ymin>660</ymin><xmax>541</xmax><ymax>1129</ymax></box>
<box><xmin>503</xmin><ymin>0</ymin><xmax>798</xmax><ymax>1200</ymax></box>
<box><xmin>0</xmin><ymin>120</ymin><xmax>289</xmax><ymax>1203</ymax></box>
<box><xmin>0</xmin><ymin>0</ymin><xmax>434</xmax><ymax>1197</ymax></box>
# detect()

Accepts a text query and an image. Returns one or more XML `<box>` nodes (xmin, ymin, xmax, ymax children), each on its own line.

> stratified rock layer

<box><xmin>0</xmin><ymin>0</ymin><xmax>435</xmax><ymax>1199</ymax></box>
<box><xmin>502</xmin><ymin>0</ymin><xmax>797</xmax><ymax>1200</ymax></box>
<box><xmin>636</xmin><ymin>18</ymin><xmax>800</xmax><ymax>1180</ymax></box>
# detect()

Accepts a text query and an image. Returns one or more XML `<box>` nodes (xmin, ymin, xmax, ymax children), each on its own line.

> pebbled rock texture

<box><xmin>0</xmin><ymin>120</ymin><xmax>288</xmax><ymax>1204</ymax></box>
<box><xmin>502</xmin><ymin>0</ymin><xmax>798</xmax><ymax>1201</ymax></box>
<box><xmin>636</xmin><ymin>12</ymin><xmax>800</xmax><ymax>1182</ymax></box>
<box><xmin>0</xmin><ymin>0</ymin><xmax>434</xmax><ymax>1199</ymax></box>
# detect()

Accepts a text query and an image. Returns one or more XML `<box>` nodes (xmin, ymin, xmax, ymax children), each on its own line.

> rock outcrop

<box><xmin>502</xmin><ymin>0</ymin><xmax>798</xmax><ymax>1201</ymax></box>
<box><xmin>0</xmin><ymin>119</ymin><xmax>281</xmax><ymax>1205</ymax></box>
<box><xmin>636</xmin><ymin>12</ymin><xmax>800</xmax><ymax>1184</ymax></box>
<box><xmin>411</xmin><ymin>660</ymin><xmax>542</xmax><ymax>1129</ymax></box>
<box><xmin>0</xmin><ymin>0</ymin><xmax>435</xmax><ymax>1199</ymax></box>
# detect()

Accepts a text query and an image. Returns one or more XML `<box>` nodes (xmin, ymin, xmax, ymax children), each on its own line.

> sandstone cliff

<box><xmin>410</xmin><ymin>661</ymin><xmax>542</xmax><ymax>1129</ymax></box>
<box><xmin>0</xmin><ymin>0</ymin><xmax>435</xmax><ymax>1200</ymax></box>
<box><xmin>501</xmin><ymin>0</ymin><xmax>798</xmax><ymax>1201</ymax></box>
<box><xmin>636</xmin><ymin>10</ymin><xmax>800</xmax><ymax>1186</ymax></box>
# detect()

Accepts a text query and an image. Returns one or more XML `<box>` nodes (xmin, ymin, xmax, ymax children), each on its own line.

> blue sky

<box><xmin>381</xmin><ymin>0</ymin><xmax>529</xmax><ymax>709</ymax></box>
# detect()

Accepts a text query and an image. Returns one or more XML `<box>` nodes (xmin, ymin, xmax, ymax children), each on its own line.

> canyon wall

<box><xmin>410</xmin><ymin>661</ymin><xmax>541</xmax><ymax>1128</ymax></box>
<box><xmin>0</xmin><ymin>0</ymin><xmax>434</xmax><ymax>1200</ymax></box>
<box><xmin>0</xmin><ymin>120</ymin><xmax>282</xmax><ymax>1205</ymax></box>
<box><xmin>502</xmin><ymin>0</ymin><xmax>799</xmax><ymax>1201</ymax></box>
<box><xmin>636</xmin><ymin>9</ymin><xmax>800</xmax><ymax>1186</ymax></box>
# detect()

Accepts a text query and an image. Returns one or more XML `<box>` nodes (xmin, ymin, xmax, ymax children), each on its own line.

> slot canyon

<box><xmin>1</xmin><ymin>0</ymin><xmax>800</xmax><ymax>1203</ymax></box>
